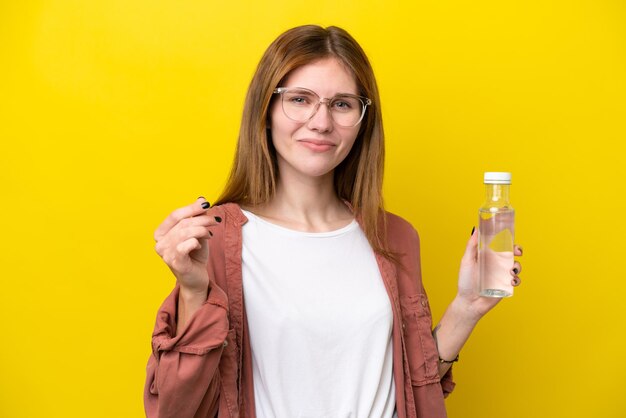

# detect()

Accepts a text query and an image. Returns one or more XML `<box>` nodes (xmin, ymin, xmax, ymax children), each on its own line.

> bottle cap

<box><xmin>484</xmin><ymin>172</ymin><xmax>512</xmax><ymax>184</ymax></box>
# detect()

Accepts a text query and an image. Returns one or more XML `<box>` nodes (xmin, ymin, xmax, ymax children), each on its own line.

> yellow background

<box><xmin>1</xmin><ymin>1</ymin><xmax>625</xmax><ymax>417</ymax></box>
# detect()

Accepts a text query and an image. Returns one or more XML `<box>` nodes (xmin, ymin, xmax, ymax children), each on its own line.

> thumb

<box><xmin>461</xmin><ymin>226</ymin><xmax>478</xmax><ymax>265</ymax></box>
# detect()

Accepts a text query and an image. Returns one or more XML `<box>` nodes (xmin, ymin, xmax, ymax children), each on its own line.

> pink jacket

<box><xmin>144</xmin><ymin>203</ymin><xmax>455</xmax><ymax>418</ymax></box>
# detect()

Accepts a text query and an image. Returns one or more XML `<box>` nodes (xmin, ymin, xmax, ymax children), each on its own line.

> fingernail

<box><xmin>471</xmin><ymin>226</ymin><xmax>475</xmax><ymax>236</ymax></box>
<box><xmin>512</xmin><ymin>268</ymin><xmax>519</xmax><ymax>275</ymax></box>
<box><xmin>201</xmin><ymin>202</ymin><xmax>210</xmax><ymax>209</ymax></box>
<box><xmin>214</xmin><ymin>216</ymin><xmax>222</xmax><ymax>223</ymax></box>
<box><xmin>197</xmin><ymin>196</ymin><xmax>205</xmax><ymax>200</ymax></box>
<box><xmin>209</xmin><ymin>230</ymin><xmax>213</xmax><ymax>237</ymax></box>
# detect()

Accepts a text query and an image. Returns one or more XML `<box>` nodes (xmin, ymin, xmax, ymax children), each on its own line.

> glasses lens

<box><xmin>281</xmin><ymin>89</ymin><xmax>318</xmax><ymax>122</ymax></box>
<box><xmin>329</xmin><ymin>96</ymin><xmax>364</xmax><ymax>127</ymax></box>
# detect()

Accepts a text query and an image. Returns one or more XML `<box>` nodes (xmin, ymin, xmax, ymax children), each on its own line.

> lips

<box><xmin>297</xmin><ymin>139</ymin><xmax>336</xmax><ymax>152</ymax></box>
<box><xmin>297</xmin><ymin>139</ymin><xmax>336</xmax><ymax>146</ymax></box>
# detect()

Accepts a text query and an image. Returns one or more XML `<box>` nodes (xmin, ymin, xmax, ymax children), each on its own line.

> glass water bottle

<box><xmin>478</xmin><ymin>172</ymin><xmax>515</xmax><ymax>298</ymax></box>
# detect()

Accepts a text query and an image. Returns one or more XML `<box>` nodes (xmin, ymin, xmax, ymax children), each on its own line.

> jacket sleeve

<box><xmin>144</xmin><ymin>284</ymin><xmax>230</xmax><ymax>418</ymax></box>
<box><xmin>385</xmin><ymin>212</ymin><xmax>457</xmax><ymax>417</ymax></box>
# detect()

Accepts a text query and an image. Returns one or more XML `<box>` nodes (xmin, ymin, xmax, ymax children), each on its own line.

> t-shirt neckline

<box><xmin>241</xmin><ymin>209</ymin><xmax>358</xmax><ymax>238</ymax></box>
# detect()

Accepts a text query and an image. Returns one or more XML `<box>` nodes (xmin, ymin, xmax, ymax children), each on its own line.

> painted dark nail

<box><xmin>512</xmin><ymin>268</ymin><xmax>519</xmax><ymax>275</ymax></box>
<box><xmin>201</xmin><ymin>202</ymin><xmax>210</xmax><ymax>209</ymax></box>
<box><xmin>471</xmin><ymin>226</ymin><xmax>475</xmax><ymax>236</ymax></box>
<box><xmin>214</xmin><ymin>216</ymin><xmax>222</xmax><ymax>223</ymax></box>
<box><xmin>209</xmin><ymin>230</ymin><xmax>213</xmax><ymax>237</ymax></box>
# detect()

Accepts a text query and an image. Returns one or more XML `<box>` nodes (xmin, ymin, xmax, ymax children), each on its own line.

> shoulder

<box><xmin>380</xmin><ymin>210</ymin><xmax>424</xmax><ymax>289</ymax></box>
<box><xmin>382</xmin><ymin>210</ymin><xmax>420</xmax><ymax>245</ymax></box>
<box><xmin>382</xmin><ymin>210</ymin><xmax>415</xmax><ymax>232</ymax></box>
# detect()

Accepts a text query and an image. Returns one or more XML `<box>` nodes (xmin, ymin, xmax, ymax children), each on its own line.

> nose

<box><xmin>306</xmin><ymin>100</ymin><xmax>334</xmax><ymax>132</ymax></box>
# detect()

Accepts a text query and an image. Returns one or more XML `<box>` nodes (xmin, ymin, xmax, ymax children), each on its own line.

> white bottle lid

<box><xmin>484</xmin><ymin>172</ymin><xmax>512</xmax><ymax>184</ymax></box>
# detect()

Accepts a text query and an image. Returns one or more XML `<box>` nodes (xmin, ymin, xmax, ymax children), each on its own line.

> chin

<box><xmin>277</xmin><ymin>154</ymin><xmax>344</xmax><ymax>181</ymax></box>
<box><xmin>292</xmin><ymin>163</ymin><xmax>337</xmax><ymax>179</ymax></box>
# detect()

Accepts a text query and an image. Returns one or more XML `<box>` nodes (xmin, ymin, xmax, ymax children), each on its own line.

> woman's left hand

<box><xmin>456</xmin><ymin>228</ymin><xmax>523</xmax><ymax>320</ymax></box>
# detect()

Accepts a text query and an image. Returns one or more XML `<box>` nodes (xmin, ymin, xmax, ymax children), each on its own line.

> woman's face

<box><xmin>269</xmin><ymin>57</ymin><xmax>361</xmax><ymax>183</ymax></box>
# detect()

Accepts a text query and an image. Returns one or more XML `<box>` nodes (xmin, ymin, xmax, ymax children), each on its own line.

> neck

<box><xmin>251</xmin><ymin>168</ymin><xmax>353</xmax><ymax>232</ymax></box>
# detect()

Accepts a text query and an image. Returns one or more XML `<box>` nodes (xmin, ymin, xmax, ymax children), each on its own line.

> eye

<box><xmin>290</xmin><ymin>96</ymin><xmax>307</xmax><ymax>104</ymax></box>
<box><xmin>285</xmin><ymin>90</ymin><xmax>315</xmax><ymax>106</ymax></box>
<box><xmin>331</xmin><ymin>97</ymin><xmax>358</xmax><ymax>112</ymax></box>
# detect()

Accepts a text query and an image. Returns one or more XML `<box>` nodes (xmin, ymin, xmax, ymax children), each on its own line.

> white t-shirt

<box><xmin>241</xmin><ymin>209</ymin><xmax>396</xmax><ymax>418</ymax></box>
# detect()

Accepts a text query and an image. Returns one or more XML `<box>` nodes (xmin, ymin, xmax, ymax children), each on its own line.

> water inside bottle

<box><xmin>478</xmin><ymin>210</ymin><xmax>515</xmax><ymax>297</ymax></box>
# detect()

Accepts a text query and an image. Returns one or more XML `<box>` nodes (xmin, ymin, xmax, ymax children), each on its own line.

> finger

<box><xmin>168</xmin><ymin>238</ymin><xmax>205</xmax><ymax>273</ymax></box>
<box><xmin>177</xmin><ymin>225</ymin><xmax>214</xmax><ymax>243</ymax></box>
<box><xmin>512</xmin><ymin>276</ymin><xmax>522</xmax><ymax>287</ymax></box>
<box><xmin>156</xmin><ymin>221</ymin><xmax>213</xmax><ymax>257</ymax></box>
<box><xmin>461</xmin><ymin>227</ymin><xmax>479</xmax><ymax>264</ymax></box>
<box><xmin>176</xmin><ymin>237</ymin><xmax>202</xmax><ymax>256</ymax></box>
<box><xmin>510</xmin><ymin>261</ymin><xmax>522</xmax><ymax>276</ymax></box>
<box><xmin>156</xmin><ymin>222</ymin><xmax>212</xmax><ymax>256</ymax></box>
<box><xmin>514</xmin><ymin>244</ymin><xmax>523</xmax><ymax>256</ymax></box>
<box><xmin>154</xmin><ymin>199</ymin><xmax>211</xmax><ymax>241</ymax></box>
<box><xmin>177</xmin><ymin>214</ymin><xmax>220</xmax><ymax>229</ymax></box>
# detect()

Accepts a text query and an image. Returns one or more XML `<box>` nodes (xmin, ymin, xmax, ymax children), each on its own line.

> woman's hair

<box><xmin>215</xmin><ymin>25</ymin><xmax>391</xmax><ymax>257</ymax></box>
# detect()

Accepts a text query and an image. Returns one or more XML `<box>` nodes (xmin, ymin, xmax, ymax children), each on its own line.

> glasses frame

<box><xmin>273</xmin><ymin>87</ymin><xmax>372</xmax><ymax>127</ymax></box>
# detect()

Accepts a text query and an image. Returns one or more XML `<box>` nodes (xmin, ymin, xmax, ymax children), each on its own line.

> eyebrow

<box><xmin>284</xmin><ymin>87</ymin><xmax>360</xmax><ymax>97</ymax></box>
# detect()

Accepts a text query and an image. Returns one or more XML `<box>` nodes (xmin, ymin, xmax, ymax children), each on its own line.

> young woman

<box><xmin>144</xmin><ymin>25</ymin><xmax>523</xmax><ymax>418</ymax></box>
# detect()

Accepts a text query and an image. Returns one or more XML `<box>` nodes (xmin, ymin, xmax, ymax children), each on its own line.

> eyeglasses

<box><xmin>273</xmin><ymin>87</ymin><xmax>372</xmax><ymax>127</ymax></box>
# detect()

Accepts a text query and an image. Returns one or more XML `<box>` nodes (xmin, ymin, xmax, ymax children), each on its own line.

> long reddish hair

<box><xmin>215</xmin><ymin>25</ymin><xmax>391</xmax><ymax>257</ymax></box>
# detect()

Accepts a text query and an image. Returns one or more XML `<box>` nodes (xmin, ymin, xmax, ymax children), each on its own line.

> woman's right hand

<box><xmin>153</xmin><ymin>197</ymin><xmax>220</xmax><ymax>299</ymax></box>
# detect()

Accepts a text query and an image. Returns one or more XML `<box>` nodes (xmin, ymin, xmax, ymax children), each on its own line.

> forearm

<box><xmin>146</xmin><ymin>282</ymin><xmax>229</xmax><ymax>417</ymax></box>
<box><xmin>176</xmin><ymin>287</ymin><xmax>208</xmax><ymax>337</ymax></box>
<box><xmin>433</xmin><ymin>296</ymin><xmax>482</xmax><ymax>377</ymax></box>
